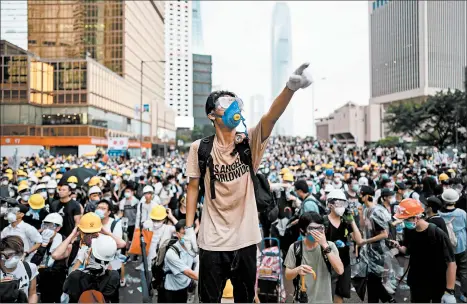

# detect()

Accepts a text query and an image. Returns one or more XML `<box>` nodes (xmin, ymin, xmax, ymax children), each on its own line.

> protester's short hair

<box><xmin>427</xmin><ymin>196</ymin><xmax>443</xmax><ymax>213</ymax></box>
<box><xmin>60</xmin><ymin>184</ymin><xmax>72</xmax><ymax>192</ymax></box>
<box><xmin>175</xmin><ymin>219</ymin><xmax>186</xmax><ymax>232</ymax></box>
<box><xmin>434</xmin><ymin>184</ymin><xmax>444</xmax><ymax>196</ymax></box>
<box><xmin>97</xmin><ymin>200</ymin><xmax>113</xmax><ymax>212</ymax></box>
<box><xmin>294</xmin><ymin>179</ymin><xmax>309</xmax><ymax>194</ymax></box>
<box><xmin>205</xmin><ymin>90</ymin><xmax>236</xmax><ymax>115</ymax></box>
<box><xmin>380</xmin><ymin>179</ymin><xmax>391</xmax><ymax>188</ymax></box>
<box><xmin>0</xmin><ymin>235</ymin><xmax>24</xmax><ymax>254</ymax></box>
<box><xmin>298</xmin><ymin>212</ymin><xmax>323</xmax><ymax>233</ymax></box>
<box><xmin>125</xmin><ymin>182</ymin><xmax>135</xmax><ymax>191</ymax></box>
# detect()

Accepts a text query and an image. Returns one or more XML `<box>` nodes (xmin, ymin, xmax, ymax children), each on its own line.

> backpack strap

<box><xmin>110</xmin><ymin>218</ymin><xmax>120</xmax><ymax>233</ymax></box>
<box><xmin>22</xmin><ymin>261</ymin><xmax>32</xmax><ymax>281</ymax></box>
<box><xmin>235</xmin><ymin>138</ymin><xmax>259</xmax><ymax>197</ymax></box>
<box><xmin>292</xmin><ymin>240</ymin><xmax>303</xmax><ymax>294</ymax></box>
<box><xmin>198</xmin><ymin>135</ymin><xmax>215</xmax><ymax>199</ymax></box>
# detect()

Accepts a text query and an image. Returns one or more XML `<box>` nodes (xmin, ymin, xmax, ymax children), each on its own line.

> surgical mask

<box><xmin>21</xmin><ymin>194</ymin><xmax>30</xmax><ymax>202</ymax></box>
<box><xmin>306</xmin><ymin>234</ymin><xmax>315</xmax><ymax>242</ymax></box>
<box><xmin>104</xmin><ymin>195</ymin><xmax>112</xmax><ymax>200</ymax></box>
<box><xmin>95</xmin><ymin>209</ymin><xmax>105</xmax><ymax>219</ymax></box>
<box><xmin>153</xmin><ymin>222</ymin><xmax>163</xmax><ymax>229</ymax></box>
<box><xmin>0</xmin><ymin>206</ymin><xmax>6</xmax><ymax>215</ymax></box>
<box><xmin>334</xmin><ymin>207</ymin><xmax>345</xmax><ymax>217</ymax></box>
<box><xmin>404</xmin><ymin>221</ymin><xmax>416</xmax><ymax>230</ymax></box>
<box><xmin>351</xmin><ymin>185</ymin><xmax>359</xmax><ymax>192</ymax></box>
<box><xmin>47</xmin><ymin>189</ymin><xmax>55</xmax><ymax>194</ymax></box>
<box><xmin>3</xmin><ymin>255</ymin><xmax>21</xmax><ymax>269</ymax></box>
<box><xmin>6</xmin><ymin>212</ymin><xmax>17</xmax><ymax>223</ymax></box>
<box><xmin>213</xmin><ymin>98</ymin><xmax>245</xmax><ymax>130</ymax></box>
<box><xmin>39</xmin><ymin>192</ymin><xmax>48</xmax><ymax>199</ymax></box>
<box><xmin>69</xmin><ymin>183</ymin><xmax>77</xmax><ymax>189</ymax></box>
<box><xmin>1</xmin><ymin>180</ymin><xmax>8</xmax><ymax>186</ymax></box>
<box><xmin>122</xmin><ymin>175</ymin><xmax>129</xmax><ymax>181</ymax></box>
<box><xmin>124</xmin><ymin>192</ymin><xmax>131</xmax><ymax>199</ymax></box>
<box><xmin>180</xmin><ymin>237</ymin><xmax>185</xmax><ymax>246</ymax></box>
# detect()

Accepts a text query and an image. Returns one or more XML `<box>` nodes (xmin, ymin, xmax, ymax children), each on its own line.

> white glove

<box><xmin>142</xmin><ymin>219</ymin><xmax>153</xmax><ymax>230</ymax></box>
<box><xmin>184</xmin><ymin>226</ymin><xmax>198</xmax><ymax>253</ymax></box>
<box><xmin>441</xmin><ymin>293</ymin><xmax>456</xmax><ymax>304</ymax></box>
<box><xmin>41</xmin><ymin>229</ymin><xmax>55</xmax><ymax>245</ymax></box>
<box><xmin>286</xmin><ymin>63</ymin><xmax>313</xmax><ymax>91</ymax></box>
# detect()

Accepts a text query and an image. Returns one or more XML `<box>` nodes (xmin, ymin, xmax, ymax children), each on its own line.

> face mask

<box><xmin>124</xmin><ymin>192</ymin><xmax>131</xmax><ymax>199</ymax></box>
<box><xmin>217</xmin><ymin>100</ymin><xmax>244</xmax><ymax>130</ymax></box>
<box><xmin>180</xmin><ymin>237</ymin><xmax>185</xmax><ymax>246</ymax></box>
<box><xmin>21</xmin><ymin>194</ymin><xmax>30</xmax><ymax>202</ymax></box>
<box><xmin>306</xmin><ymin>234</ymin><xmax>315</xmax><ymax>242</ymax></box>
<box><xmin>40</xmin><ymin>192</ymin><xmax>48</xmax><ymax>199</ymax></box>
<box><xmin>6</xmin><ymin>212</ymin><xmax>17</xmax><ymax>223</ymax></box>
<box><xmin>95</xmin><ymin>209</ymin><xmax>105</xmax><ymax>219</ymax></box>
<box><xmin>105</xmin><ymin>174</ymin><xmax>111</xmax><ymax>181</ymax></box>
<box><xmin>334</xmin><ymin>207</ymin><xmax>345</xmax><ymax>217</ymax></box>
<box><xmin>47</xmin><ymin>189</ymin><xmax>55</xmax><ymax>194</ymax></box>
<box><xmin>69</xmin><ymin>183</ymin><xmax>77</xmax><ymax>189</ymax></box>
<box><xmin>351</xmin><ymin>185</ymin><xmax>359</xmax><ymax>192</ymax></box>
<box><xmin>153</xmin><ymin>222</ymin><xmax>163</xmax><ymax>229</ymax></box>
<box><xmin>104</xmin><ymin>195</ymin><xmax>112</xmax><ymax>200</ymax></box>
<box><xmin>1</xmin><ymin>180</ymin><xmax>8</xmax><ymax>186</ymax></box>
<box><xmin>4</xmin><ymin>255</ymin><xmax>21</xmax><ymax>269</ymax></box>
<box><xmin>81</xmin><ymin>233</ymin><xmax>98</xmax><ymax>247</ymax></box>
<box><xmin>334</xmin><ymin>178</ymin><xmax>341</xmax><ymax>184</ymax></box>
<box><xmin>122</xmin><ymin>175</ymin><xmax>129</xmax><ymax>181</ymax></box>
<box><xmin>404</xmin><ymin>221</ymin><xmax>416</xmax><ymax>230</ymax></box>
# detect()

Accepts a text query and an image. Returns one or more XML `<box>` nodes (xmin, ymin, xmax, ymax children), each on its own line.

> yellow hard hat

<box><xmin>56</xmin><ymin>173</ymin><xmax>63</xmax><ymax>180</ymax></box>
<box><xmin>85</xmin><ymin>164</ymin><xmax>92</xmax><ymax>169</ymax></box>
<box><xmin>223</xmin><ymin>279</ymin><xmax>233</xmax><ymax>298</ymax></box>
<box><xmin>283</xmin><ymin>172</ymin><xmax>294</xmax><ymax>182</ymax></box>
<box><xmin>117</xmin><ymin>172</ymin><xmax>122</xmax><ymax>177</ymax></box>
<box><xmin>124</xmin><ymin>169</ymin><xmax>132</xmax><ymax>176</ymax></box>
<box><xmin>344</xmin><ymin>160</ymin><xmax>350</xmax><ymax>166</ymax></box>
<box><xmin>45</xmin><ymin>167</ymin><xmax>52</xmax><ymax>173</ymax></box>
<box><xmin>18</xmin><ymin>184</ymin><xmax>29</xmax><ymax>193</ymax></box>
<box><xmin>28</xmin><ymin>161</ymin><xmax>33</xmax><ymax>168</ymax></box>
<box><xmin>78</xmin><ymin>212</ymin><xmax>102</xmax><ymax>233</ymax></box>
<box><xmin>392</xmin><ymin>160</ymin><xmax>398</xmax><ymax>164</ymax></box>
<box><xmin>17</xmin><ymin>170</ymin><xmax>27</xmax><ymax>177</ymax></box>
<box><xmin>447</xmin><ymin>169</ymin><xmax>455</xmax><ymax>174</ymax></box>
<box><xmin>315</xmin><ymin>165</ymin><xmax>322</xmax><ymax>171</ymax></box>
<box><xmin>67</xmin><ymin>176</ymin><xmax>78</xmax><ymax>184</ymax></box>
<box><xmin>6</xmin><ymin>173</ymin><xmax>13</xmax><ymax>181</ymax></box>
<box><xmin>35</xmin><ymin>171</ymin><xmax>42</xmax><ymax>178</ymax></box>
<box><xmin>439</xmin><ymin>173</ymin><xmax>449</xmax><ymax>181</ymax></box>
<box><xmin>363</xmin><ymin>165</ymin><xmax>370</xmax><ymax>171</ymax></box>
<box><xmin>28</xmin><ymin>194</ymin><xmax>45</xmax><ymax>210</ymax></box>
<box><xmin>5</xmin><ymin>168</ymin><xmax>13</xmax><ymax>174</ymax></box>
<box><xmin>52</xmin><ymin>165</ymin><xmax>57</xmax><ymax>170</ymax></box>
<box><xmin>71</xmin><ymin>164</ymin><xmax>78</xmax><ymax>169</ymax></box>
<box><xmin>18</xmin><ymin>180</ymin><xmax>28</xmax><ymax>187</ymax></box>
<box><xmin>88</xmin><ymin>176</ymin><xmax>100</xmax><ymax>187</ymax></box>
<box><xmin>150</xmin><ymin>205</ymin><xmax>167</xmax><ymax>221</ymax></box>
<box><xmin>280</xmin><ymin>168</ymin><xmax>290</xmax><ymax>175</ymax></box>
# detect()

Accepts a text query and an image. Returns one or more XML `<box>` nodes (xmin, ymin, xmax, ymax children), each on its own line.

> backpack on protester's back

<box><xmin>151</xmin><ymin>238</ymin><xmax>180</xmax><ymax>290</ymax></box>
<box><xmin>0</xmin><ymin>262</ymin><xmax>31</xmax><ymax>303</ymax></box>
<box><xmin>443</xmin><ymin>217</ymin><xmax>458</xmax><ymax>248</ymax></box>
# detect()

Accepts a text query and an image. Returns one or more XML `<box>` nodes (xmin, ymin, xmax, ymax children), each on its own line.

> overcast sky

<box><xmin>201</xmin><ymin>1</ymin><xmax>370</xmax><ymax>136</ymax></box>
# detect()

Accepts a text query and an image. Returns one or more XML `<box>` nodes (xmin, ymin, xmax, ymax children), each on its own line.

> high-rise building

<box><xmin>165</xmin><ymin>1</ymin><xmax>193</xmax><ymax>129</ymax></box>
<box><xmin>248</xmin><ymin>95</ymin><xmax>265</xmax><ymax>127</ymax></box>
<box><xmin>192</xmin><ymin>0</ymin><xmax>204</xmax><ymax>54</ymax></box>
<box><xmin>271</xmin><ymin>2</ymin><xmax>293</xmax><ymax>136</ymax></box>
<box><xmin>0</xmin><ymin>1</ymin><xmax>28</xmax><ymax>50</ymax></box>
<box><xmin>192</xmin><ymin>54</ymin><xmax>212</xmax><ymax>126</ymax></box>
<box><xmin>369</xmin><ymin>0</ymin><xmax>467</xmax><ymax>137</ymax></box>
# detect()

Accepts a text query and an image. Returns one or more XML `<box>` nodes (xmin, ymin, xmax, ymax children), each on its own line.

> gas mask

<box><xmin>212</xmin><ymin>97</ymin><xmax>246</xmax><ymax>130</ymax></box>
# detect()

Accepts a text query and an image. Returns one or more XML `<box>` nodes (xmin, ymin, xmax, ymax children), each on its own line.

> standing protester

<box><xmin>185</xmin><ymin>63</ymin><xmax>312</xmax><ymax>302</ymax></box>
<box><xmin>425</xmin><ymin>196</ymin><xmax>449</xmax><ymax>235</ymax></box>
<box><xmin>50</xmin><ymin>184</ymin><xmax>82</xmax><ymax>238</ymax></box>
<box><xmin>394</xmin><ymin>198</ymin><xmax>457</xmax><ymax>303</ymax></box>
<box><xmin>118</xmin><ymin>183</ymin><xmax>139</xmax><ymax>258</ymax></box>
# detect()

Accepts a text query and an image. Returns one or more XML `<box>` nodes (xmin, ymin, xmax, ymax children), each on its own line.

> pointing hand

<box><xmin>286</xmin><ymin>63</ymin><xmax>313</xmax><ymax>91</ymax></box>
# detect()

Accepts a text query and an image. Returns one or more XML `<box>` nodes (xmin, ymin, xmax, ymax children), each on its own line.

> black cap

<box><xmin>360</xmin><ymin>185</ymin><xmax>375</xmax><ymax>197</ymax></box>
<box><xmin>294</xmin><ymin>179</ymin><xmax>309</xmax><ymax>193</ymax></box>
<box><xmin>381</xmin><ymin>188</ymin><xmax>395</xmax><ymax>197</ymax></box>
<box><xmin>426</xmin><ymin>196</ymin><xmax>443</xmax><ymax>209</ymax></box>
<box><xmin>395</xmin><ymin>182</ymin><xmax>407</xmax><ymax>191</ymax></box>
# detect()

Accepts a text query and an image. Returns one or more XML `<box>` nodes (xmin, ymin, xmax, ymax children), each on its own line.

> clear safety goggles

<box><xmin>306</xmin><ymin>224</ymin><xmax>325</xmax><ymax>233</ymax></box>
<box><xmin>214</xmin><ymin>96</ymin><xmax>244</xmax><ymax>111</ymax></box>
<box><xmin>328</xmin><ymin>200</ymin><xmax>348</xmax><ymax>208</ymax></box>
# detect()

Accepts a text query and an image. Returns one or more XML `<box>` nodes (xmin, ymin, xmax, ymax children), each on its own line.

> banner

<box><xmin>108</xmin><ymin>137</ymin><xmax>129</xmax><ymax>150</ymax></box>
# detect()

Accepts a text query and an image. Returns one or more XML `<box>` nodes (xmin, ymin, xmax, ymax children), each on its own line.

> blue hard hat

<box><xmin>325</xmin><ymin>169</ymin><xmax>334</xmax><ymax>176</ymax></box>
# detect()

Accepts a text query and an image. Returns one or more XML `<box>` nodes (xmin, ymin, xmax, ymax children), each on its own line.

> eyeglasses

<box><xmin>306</xmin><ymin>225</ymin><xmax>325</xmax><ymax>233</ymax></box>
<box><xmin>214</xmin><ymin>96</ymin><xmax>244</xmax><ymax>111</ymax></box>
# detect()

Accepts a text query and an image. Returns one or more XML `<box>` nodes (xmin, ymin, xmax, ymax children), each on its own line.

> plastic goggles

<box><xmin>214</xmin><ymin>96</ymin><xmax>244</xmax><ymax>111</ymax></box>
<box><xmin>328</xmin><ymin>200</ymin><xmax>348</xmax><ymax>208</ymax></box>
<box><xmin>306</xmin><ymin>224</ymin><xmax>325</xmax><ymax>233</ymax></box>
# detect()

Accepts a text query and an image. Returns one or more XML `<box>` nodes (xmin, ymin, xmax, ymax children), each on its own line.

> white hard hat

<box><xmin>40</xmin><ymin>176</ymin><xmax>51</xmax><ymax>184</ymax></box>
<box><xmin>441</xmin><ymin>188</ymin><xmax>459</xmax><ymax>204</ymax></box>
<box><xmin>358</xmin><ymin>176</ymin><xmax>369</xmax><ymax>186</ymax></box>
<box><xmin>91</xmin><ymin>234</ymin><xmax>117</xmax><ymax>261</ymax></box>
<box><xmin>29</xmin><ymin>176</ymin><xmax>39</xmax><ymax>184</ymax></box>
<box><xmin>34</xmin><ymin>184</ymin><xmax>47</xmax><ymax>192</ymax></box>
<box><xmin>143</xmin><ymin>185</ymin><xmax>154</xmax><ymax>194</ymax></box>
<box><xmin>46</xmin><ymin>180</ymin><xmax>57</xmax><ymax>189</ymax></box>
<box><xmin>88</xmin><ymin>186</ymin><xmax>102</xmax><ymax>196</ymax></box>
<box><xmin>327</xmin><ymin>189</ymin><xmax>347</xmax><ymax>201</ymax></box>
<box><xmin>324</xmin><ymin>184</ymin><xmax>335</xmax><ymax>193</ymax></box>
<box><xmin>43</xmin><ymin>212</ymin><xmax>63</xmax><ymax>226</ymax></box>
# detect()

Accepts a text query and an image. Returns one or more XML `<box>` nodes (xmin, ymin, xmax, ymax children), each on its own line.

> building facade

<box><xmin>192</xmin><ymin>0</ymin><xmax>204</xmax><ymax>54</ymax></box>
<box><xmin>271</xmin><ymin>2</ymin><xmax>293</xmax><ymax>136</ymax></box>
<box><xmin>192</xmin><ymin>54</ymin><xmax>212</xmax><ymax>127</ymax></box>
<box><xmin>0</xmin><ymin>1</ymin><xmax>28</xmax><ymax>50</ymax></box>
<box><xmin>369</xmin><ymin>0</ymin><xmax>467</xmax><ymax>138</ymax></box>
<box><xmin>165</xmin><ymin>1</ymin><xmax>193</xmax><ymax>129</ymax></box>
<box><xmin>1</xmin><ymin>41</ymin><xmax>175</xmax><ymax>157</ymax></box>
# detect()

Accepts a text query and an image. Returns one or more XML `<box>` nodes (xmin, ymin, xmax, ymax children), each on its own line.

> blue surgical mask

<box><xmin>306</xmin><ymin>234</ymin><xmax>315</xmax><ymax>242</ymax></box>
<box><xmin>95</xmin><ymin>209</ymin><xmax>105</xmax><ymax>219</ymax></box>
<box><xmin>180</xmin><ymin>237</ymin><xmax>185</xmax><ymax>246</ymax></box>
<box><xmin>404</xmin><ymin>221</ymin><xmax>416</xmax><ymax>230</ymax></box>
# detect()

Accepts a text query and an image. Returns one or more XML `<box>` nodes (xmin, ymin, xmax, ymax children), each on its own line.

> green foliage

<box><xmin>191</xmin><ymin>124</ymin><xmax>215</xmax><ymax>141</ymax></box>
<box><xmin>377</xmin><ymin>136</ymin><xmax>400</xmax><ymax>147</ymax></box>
<box><xmin>385</xmin><ymin>89</ymin><xmax>466</xmax><ymax>151</ymax></box>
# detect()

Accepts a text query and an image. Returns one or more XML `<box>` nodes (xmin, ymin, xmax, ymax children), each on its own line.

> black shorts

<box><xmin>332</xmin><ymin>264</ymin><xmax>351</xmax><ymax>298</ymax></box>
<box><xmin>127</xmin><ymin>225</ymin><xmax>135</xmax><ymax>242</ymax></box>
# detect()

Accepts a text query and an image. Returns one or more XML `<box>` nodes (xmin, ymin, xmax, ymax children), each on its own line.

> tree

<box><xmin>385</xmin><ymin>89</ymin><xmax>466</xmax><ymax>151</ymax></box>
<box><xmin>377</xmin><ymin>136</ymin><xmax>400</xmax><ymax>147</ymax></box>
<box><xmin>191</xmin><ymin>125</ymin><xmax>204</xmax><ymax>141</ymax></box>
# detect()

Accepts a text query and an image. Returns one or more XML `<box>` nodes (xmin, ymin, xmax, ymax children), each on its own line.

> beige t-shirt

<box><xmin>186</xmin><ymin>122</ymin><xmax>269</xmax><ymax>251</ymax></box>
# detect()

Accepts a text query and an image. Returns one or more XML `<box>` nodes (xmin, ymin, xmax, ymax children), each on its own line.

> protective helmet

<box><xmin>143</xmin><ymin>185</ymin><xmax>154</xmax><ymax>194</ymax></box>
<box><xmin>150</xmin><ymin>205</ymin><xmax>167</xmax><ymax>221</ymax></box>
<box><xmin>91</xmin><ymin>234</ymin><xmax>117</xmax><ymax>261</ymax></box>
<box><xmin>439</xmin><ymin>173</ymin><xmax>449</xmax><ymax>181</ymax></box>
<box><xmin>280</xmin><ymin>168</ymin><xmax>290</xmax><ymax>175</ymax></box>
<box><xmin>327</xmin><ymin>189</ymin><xmax>347</xmax><ymax>201</ymax></box>
<box><xmin>43</xmin><ymin>212</ymin><xmax>63</xmax><ymax>226</ymax></box>
<box><xmin>88</xmin><ymin>186</ymin><xmax>102</xmax><ymax>196</ymax></box>
<box><xmin>88</xmin><ymin>176</ymin><xmax>100</xmax><ymax>187</ymax></box>
<box><xmin>17</xmin><ymin>170</ymin><xmax>27</xmax><ymax>177</ymax></box>
<box><xmin>358</xmin><ymin>176</ymin><xmax>369</xmax><ymax>186</ymax></box>
<box><xmin>28</xmin><ymin>194</ymin><xmax>45</xmax><ymax>210</ymax></box>
<box><xmin>6</xmin><ymin>173</ymin><xmax>13</xmax><ymax>181</ymax></box>
<box><xmin>45</xmin><ymin>167</ymin><xmax>52</xmax><ymax>173</ymax></box>
<box><xmin>394</xmin><ymin>198</ymin><xmax>424</xmax><ymax>219</ymax></box>
<box><xmin>56</xmin><ymin>173</ymin><xmax>63</xmax><ymax>180</ymax></box>
<box><xmin>17</xmin><ymin>184</ymin><xmax>30</xmax><ymax>193</ymax></box>
<box><xmin>67</xmin><ymin>176</ymin><xmax>78</xmax><ymax>184</ymax></box>
<box><xmin>34</xmin><ymin>184</ymin><xmax>47</xmax><ymax>193</ymax></box>
<box><xmin>283</xmin><ymin>172</ymin><xmax>294</xmax><ymax>182</ymax></box>
<box><xmin>441</xmin><ymin>188</ymin><xmax>459</xmax><ymax>204</ymax></box>
<box><xmin>35</xmin><ymin>171</ymin><xmax>42</xmax><ymax>178</ymax></box>
<box><xmin>47</xmin><ymin>180</ymin><xmax>58</xmax><ymax>189</ymax></box>
<box><xmin>324</xmin><ymin>184</ymin><xmax>335</xmax><ymax>193</ymax></box>
<box><xmin>78</xmin><ymin>212</ymin><xmax>102</xmax><ymax>233</ymax></box>
<box><xmin>40</xmin><ymin>176</ymin><xmax>51</xmax><ymax>184</ymax></box>
<box><xmin>18</xmin><ymin>180</ymin><xmax>28</xmax><ymax>187</ymax></box>
<box><xmin>325</xmin><ymin>169</ymin><xmax>334</xmax><ymax>176</ymax></box>
<box><xmin>124</xmin><ymin>169</ymin><xmax>132</xmax><ymax>176</ymax></box>
<box><xmin>5</xmin><ymin>169</ymin><xmax>13</xmax><ymax>174</ymax></box>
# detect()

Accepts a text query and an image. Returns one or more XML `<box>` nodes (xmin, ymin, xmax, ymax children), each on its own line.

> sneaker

<box><xmin>135</xmin><ymin>263</ymin><xmax>144</xmax><ymax>270</ymax></box>
<box><xmin>120</xmin><ymin>278</ymin><xmax>126</xmax><ymax>287</ymax></box>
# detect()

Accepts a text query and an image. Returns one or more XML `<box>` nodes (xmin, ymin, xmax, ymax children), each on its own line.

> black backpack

<box><xmin>0</xmin><ymin>262</ymin><xmax>31</xmax><ymax>303</ymax></box>
<box><xmin>197</xmin><ymin>134</ymin><xmax>277</xmax><ymax>216</ymax></box>
<box><xmin>151</xmin><ymin>238</ymin><xmax>180</xmax><ymax>290</ymax></box>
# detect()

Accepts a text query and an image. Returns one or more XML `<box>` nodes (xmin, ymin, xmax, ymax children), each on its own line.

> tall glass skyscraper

<box><xmin>192</xmin><ymin>0</ymin><xmax>204</xmax><ymax>54</ymax></box>
<box><xmin>271</xmin><ymin>2</ymin><xmax>293</xmax><ymax>136</ymax></box>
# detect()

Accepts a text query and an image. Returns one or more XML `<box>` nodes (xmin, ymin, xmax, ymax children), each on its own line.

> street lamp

<box><xmin>140</xmin><ymin>60</ymin><xmax>165</xmax><ymax>153</ymax></box>
<box><xmin>311</xmin><ymin>76</ymin><xmax>327</xmax><ymax>138</ymax></box>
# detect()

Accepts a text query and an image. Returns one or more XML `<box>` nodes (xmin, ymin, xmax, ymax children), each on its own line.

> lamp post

<box><xmin>464</xmin><ymin>66</ymin><xmax>467</xmax><ymax>153</ymax></box>
<box><xmin>311</xmin><ymin>77</ymin><xmax>327</xmax><ymax>138</ymax></box>
<box><xmin>140</xmin><ymin>60</ymin><xmax>165</xmax><ymax>154</ymax></box>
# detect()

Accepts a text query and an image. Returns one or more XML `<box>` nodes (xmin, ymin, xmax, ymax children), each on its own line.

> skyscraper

<box><xmin>192</xmin><ymin>0</ymin><xmax>204</xmax><ymax>54</ymax></box>
<box><xmin>0</xmin><ymin>1</ymin><xmax>28</xmax><ymax>50</ymax></box>
<box><xmin>165</xmin><ymin>1</ymin><xmax>193</xmax><ymax>129</ymax></box>
<box><xmin>271</xmin><ymin>2</ymin><xmax>293</xmax><ymax>136</ymax></box>
<box><xmin>369</xmin><ymin>1</ymin><xmax>467</xmax><ymax>107</ymax></box>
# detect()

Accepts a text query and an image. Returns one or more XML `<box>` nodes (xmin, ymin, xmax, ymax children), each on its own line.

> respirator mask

<box><xmin>211</xmin><ymin>96</ymin><xmax>246</xmax><ymax>131</ymax></box>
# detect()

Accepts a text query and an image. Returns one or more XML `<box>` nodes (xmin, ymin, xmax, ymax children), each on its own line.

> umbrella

<box><xmin>58</xmin><ymin>168</ymin><xmax>97</xmax><ymax>186</ymax></box>
<box><xmin>297</xmin><ymin>275</ymin><xmax>308</xmax><ymax>303</ymax></box>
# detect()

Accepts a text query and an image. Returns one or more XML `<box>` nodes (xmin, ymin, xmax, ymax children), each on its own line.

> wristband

<box><xmin>184</xmin><ymin>224</ymin><xmax>194</xmax><ymax>229</ymax></box>
<box><xmin>322</xmin><ymin>246</ymin><xmax>332</xmax><ymax>254</ymax></box>
<box><xmin>445</xmin><ymin>288</ymin><xmax>454</xmax><ymax>295</ymax></box>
